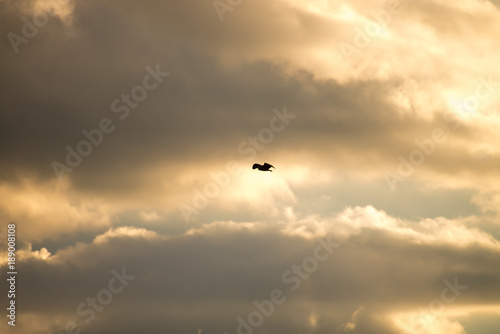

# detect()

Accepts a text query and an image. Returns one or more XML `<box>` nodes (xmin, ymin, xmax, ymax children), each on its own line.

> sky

<box><xmin>1</xmin><ymin>0</ymin><xmax>500</xmax><ymax>333</ymax></box>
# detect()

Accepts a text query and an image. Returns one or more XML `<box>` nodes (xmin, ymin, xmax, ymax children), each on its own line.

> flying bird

<box><xmin>252</xmin><ymin>162</ymin><xmax>275</xmax><ymax>172</ymax></box>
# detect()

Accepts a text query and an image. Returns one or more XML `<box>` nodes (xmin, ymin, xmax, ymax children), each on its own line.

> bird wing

<box><xmin>263</xmin><ymin>162</ymin><xmax>274</xmax><ymax>169</ymax></box>
<box><xmin>252</xmin><ymin>163</ymin><xmax>262</xmax><ymax>169</ymax></box>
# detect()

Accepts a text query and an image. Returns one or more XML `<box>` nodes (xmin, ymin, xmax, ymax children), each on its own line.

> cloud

<box><xmin>2</xmin><ymin>206</ymin><xmax>500</xmax><ymax>333</ymax></box>
<box><xmin>2</xmin><ymin>0</ymin><xmax>500</xmax><ymax>333</ymax></box>
<box><xmin>341</xmin><ymin>306</ymin><xmax>364</xmax><ymax>332</ymax></box>
<box><xmin>0</xmin><ymin>178</ymin><xmax>113</xmax><ymax>242</ymax></box>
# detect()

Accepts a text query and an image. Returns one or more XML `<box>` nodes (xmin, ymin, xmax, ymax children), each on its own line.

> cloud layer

<box><xmin>1</xmin><ymin>0</ymin><xmax>499</xmax><ymax>333</ymax></box>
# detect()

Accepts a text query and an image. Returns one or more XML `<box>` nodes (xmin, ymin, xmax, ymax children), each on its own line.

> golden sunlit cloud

<box><xmin>391</xmin><ymin>305</ymin><xmax>500</xmax><ymax>334</ymax></box>
<box><xmin>308</xmin><ymin>310</ymin><xmax>319</xmax><ymax>328</ymax></box>
<box><xmin>0</xmin><ymin>178</ymin><xmax>114</xmax><ymax>242</ymax></box>
<box><xmin>341</xmin><ymin>306</ymin><xmax>364</xmax><ymax>332</ymax></box>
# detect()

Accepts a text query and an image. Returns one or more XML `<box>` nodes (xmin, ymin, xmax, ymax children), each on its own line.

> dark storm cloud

<box><xmin>1</xmin><ymin>0</ymin><xmax>498</xmax><ymax>206</ymax></box>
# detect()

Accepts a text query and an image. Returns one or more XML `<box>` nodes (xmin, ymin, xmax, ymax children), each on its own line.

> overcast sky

<box><xmin>1</xmin><ymin>0</ymin><xmax>500</xmax><ymax>333</ymax></box>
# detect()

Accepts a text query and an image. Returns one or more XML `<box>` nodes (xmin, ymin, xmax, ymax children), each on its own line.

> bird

<box><xmin>252</xmin><ymin>162</ymin><xmax>275</xmax><ymax>172</ymax></box>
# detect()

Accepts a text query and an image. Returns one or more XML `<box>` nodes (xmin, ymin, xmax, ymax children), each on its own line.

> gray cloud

<box><xmin>3</xmin><ymin>216</ymin><xmax>499</xmax><ymax>334</ymax></box>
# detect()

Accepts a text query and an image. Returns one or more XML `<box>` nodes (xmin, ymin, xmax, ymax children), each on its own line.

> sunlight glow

<box><xmin>391</xmin><ymin>305</ymin><xmax>500</xmax><ymax>334</ymax></box>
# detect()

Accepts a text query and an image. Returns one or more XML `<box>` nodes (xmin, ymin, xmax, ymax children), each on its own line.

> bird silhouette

<box><xmin>252</xmin><ymin>162</ymin><xmax>275</xmax><ymax>172</ymax></box>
